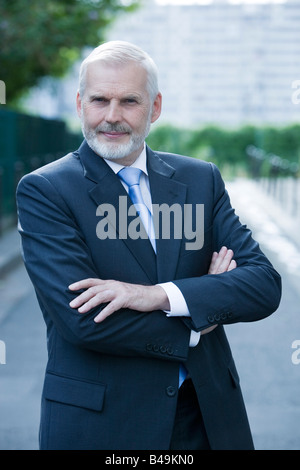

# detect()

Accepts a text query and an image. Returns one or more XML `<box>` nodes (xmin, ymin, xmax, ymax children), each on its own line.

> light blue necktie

<box><xmin>118</xmin><ymin>167</ymin><xmax>156</xmax><ymax>250</ymax></box>
<box><xmin>118</xmin><ymin>166</ymin><xmax>187</xmax><ymax>387</ymax></box>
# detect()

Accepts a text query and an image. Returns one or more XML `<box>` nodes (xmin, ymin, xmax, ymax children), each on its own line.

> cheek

<box><xmin>82</xmin><ymin>106</ymin><xmax>104</xmax><ymax>127</ymax></box>
<box><xmin>131</xmin><ymin>108</ymin><xmax>151</xmax><ymax>130</ymax></box>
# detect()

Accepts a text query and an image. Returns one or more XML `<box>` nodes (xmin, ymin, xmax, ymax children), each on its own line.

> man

<box><xmin>17</xmin><ymin>41</ymin><xmax>281</xmax><ymax>450</ymax></box>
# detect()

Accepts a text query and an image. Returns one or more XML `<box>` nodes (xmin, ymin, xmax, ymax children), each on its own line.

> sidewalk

<box><xmin>224</xmin><ymin>178</ymin><xmax>300</xmax><ymax>450</ymax></box>
<box><xmin>227</xmin><ymin>178</ymin><xmax>300</xmax><ymax>249</ymax></box>
<box><xmin>0</xmin><ymin>226</ymin><xmax>22</xmax><ymax>278</ymax></box>
<box><xmin>226</xmin><ymin>178</ymin><xmax>300</xmax><ymax>293</ymax></box>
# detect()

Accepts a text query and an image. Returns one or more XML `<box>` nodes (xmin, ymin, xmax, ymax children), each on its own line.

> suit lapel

<box><xmin>79</xmin><ymin>141</ymin><xmax>157</xmax><ymax>284</ymax></box>
<box><xmin>147</xmin><ymin>147</ymin><xmax>187</xmax><ymax>283</ymax></box>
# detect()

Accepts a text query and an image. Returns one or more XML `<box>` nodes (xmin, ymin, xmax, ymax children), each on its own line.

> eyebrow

<box><xmin>88</xmin><ymin>93</ymin><xmax>142</xmax><ymax>102</ymax></box>
<box><xmin>88</xmin><ymin>94</ymin><xmax>106</xmax><ymax>101</ymax></box>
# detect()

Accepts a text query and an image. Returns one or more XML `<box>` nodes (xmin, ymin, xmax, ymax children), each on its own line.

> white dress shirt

<box><xmin>104</xmin><ymin>146</ymin><xmax>200</xmax><ymax>347</ymax></box>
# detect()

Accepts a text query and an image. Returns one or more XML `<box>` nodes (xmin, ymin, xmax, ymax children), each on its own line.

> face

<box><xmin>77</xmin><ymin>60</ymin><xmax>162</xmax><ymax>166</ymax></box>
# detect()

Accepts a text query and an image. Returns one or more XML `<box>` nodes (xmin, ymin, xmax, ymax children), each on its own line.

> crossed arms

<box><xmin>17</xmin><ymin>167</ymin><xmax>281</xmax><ymax>358</ymax></box>
<box><xmin>69</xmin><ymin>246</ymin><xmax>237</xmax><ymax>328</ymax></box>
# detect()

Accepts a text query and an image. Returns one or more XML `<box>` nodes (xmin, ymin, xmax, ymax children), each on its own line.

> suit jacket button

<box><xmin>214</xmin><ymin>314</ymin><xmax>221</xmax><ymax>322</ymax></box>
<box><xmin>207</xmin><ymin>315</ymin><xmax>215</xmax><ymax>323</ymax></box>
<box><xmin>160</xmin><ymin>346</ymin><xmax>167</xmax><ymax>353</ymax></box>
<box><xmin>167</xmin><ymin>347</ymin><xmax>174</xmax><ymax>355</ymax></box>
<box><xmin>146</xmin><ymin>343</ymin><xmax>153</xmax><ymax>351</ymax></box>
<box><xmin>166</xmin><ymin>386</ymin><xmax>176</xmax><ymax>397</ymax></box>
<box><xmin>153</xmin><ymin>344</ymin><xmax>159</xmax><ymax>352</ymax></box>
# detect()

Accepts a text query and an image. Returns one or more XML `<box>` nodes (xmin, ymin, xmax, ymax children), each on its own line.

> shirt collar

<box><xmin>103</xmin><ymin>145</ymin><xmax>148</xmax><ymax>176</ymax></box>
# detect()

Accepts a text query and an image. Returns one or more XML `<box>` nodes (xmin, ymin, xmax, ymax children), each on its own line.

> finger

<box><xmin>216</xmin><ymin>249</ymin><xmax>234</xmax><ymax>273</ymax></box>
<box><xmin>78</xmin><ymin>290</ymin><xmax>113</xmax><ymax>313</ymax></box>
<box><xmin>94</xmin><ymin>299</ymin><xmax>121</xmax><ymax>323</ymax></box>
<box><xmin>68</xmin><ymin>278</ymin><xmax>102</xmax><ymax>291</ymax></box>
<box><xmin>209</xmin><ymin>246</ymin><xmax>228</xmax><ymax>274</ymax></box>
<box><xmin>201</xmin><ymin>325</ymin><xmax>218</xmax><ymax>335</ymax></box>
<box><xmin>228</xmin><ymin>260</ymin><xmax>237</xmax><ymax>271</ymax></box>
<box><xmin>69</xmin><ymin>286</ymin><xmax>100</xmax><ymax>308</ymax></box>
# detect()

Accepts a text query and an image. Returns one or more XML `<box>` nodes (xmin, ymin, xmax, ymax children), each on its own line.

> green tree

<box><xmin>0</xmin><ymin>0</ymin><xmax>138</xmax><ymax>104</ymax></box>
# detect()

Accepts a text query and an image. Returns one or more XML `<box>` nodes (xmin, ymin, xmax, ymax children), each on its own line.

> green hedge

<box><xmin>146</xmin><ymin>123</ymin><xmax>300</xmax><ymax>172</ymax></box>
<box><xmin>0</xmin><ymin>108</ymin><xmax>81</xmax><ymax>222</ymax></box>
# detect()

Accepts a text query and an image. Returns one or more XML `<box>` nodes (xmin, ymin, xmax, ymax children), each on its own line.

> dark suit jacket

<box><xmin>16</xmin><ymin>140</ymin><xmax>281</xmax><ymax>450</ymax></box>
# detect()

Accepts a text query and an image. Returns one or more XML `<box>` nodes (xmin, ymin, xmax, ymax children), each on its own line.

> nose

<box><xmin>105</xmin><ymin>100</ymin><xmax>122</xmax><ymax>124</ymax></box>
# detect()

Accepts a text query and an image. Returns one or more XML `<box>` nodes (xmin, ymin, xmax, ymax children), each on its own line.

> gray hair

<box><xmin>78</xmin><ymin>40</ymin><xmax>159</xmax><ymax>102</ymax></box>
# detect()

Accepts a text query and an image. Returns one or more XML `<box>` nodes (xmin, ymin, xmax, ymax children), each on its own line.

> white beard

<box><xmin>81</xmin><ymin>116</ymin><xmax>152</xmax><ymax>161</ymax></box>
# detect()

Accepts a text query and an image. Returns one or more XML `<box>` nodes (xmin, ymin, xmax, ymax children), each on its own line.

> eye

<box><xmin>92</xmin><ymin>97</ymin><xmax>108</xmax><ymax>104</ymax></box>
<box><xmin>123</xmin><ymin>97</ymin><xmax>138</xmax><ymax>105</ymax></box>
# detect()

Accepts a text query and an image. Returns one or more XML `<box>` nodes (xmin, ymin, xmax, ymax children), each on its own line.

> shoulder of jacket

<box><xmin>154</xmin><ymin>150</ymin><xmax>215</xmax><ymax>172</ymax></box>
<box><xmin>22</xmin><ymin>151</ymin><xmax>81</xmax><ymax>182</ymax></box>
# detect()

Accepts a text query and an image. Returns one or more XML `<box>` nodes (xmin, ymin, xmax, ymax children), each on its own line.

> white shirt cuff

<box><xmin>158</xmin><ymin>282</ymin><xmax>201</xmax><ymax>348</ymax></box>
<box><xmin>189</xmin><ymin>330</ymin><xmax>201</xmax><ymax>347</ymax></box>
<box><xmin>158</xmin><ymin>281</ymin><xmax>190</xmax><ymax>316</ymax></box>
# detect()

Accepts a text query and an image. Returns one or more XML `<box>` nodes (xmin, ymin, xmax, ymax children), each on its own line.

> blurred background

<box><xmin>0</xmin><ymin>0</ymin><xmax>300</xmax><ymax>451</ymax></box>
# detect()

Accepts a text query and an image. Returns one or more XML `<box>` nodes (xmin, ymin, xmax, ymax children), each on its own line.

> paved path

<box><xmin>226</xmin><ymin>179</ymin><xmax>300</xmax><ymax>450</ymax></box>
<box><xmin>0</xmin><ymin>178</ymin><xmax>299</xmax><ymax>450</ymax></box>
<box><xmin>0</xmin><ymin>264</ymin><xmax>46</xmax><ymax>449</ymax></box>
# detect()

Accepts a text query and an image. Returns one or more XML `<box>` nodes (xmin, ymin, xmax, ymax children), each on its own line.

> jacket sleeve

<box><xmin>173</xmin><ymin>163</ymin><xmax>282</xmax><ymax>332</ymax></box>
<box><xmin>16</xmin><ymin>172</ymin><xmax>191</xmax><ymax>360</ymax></box>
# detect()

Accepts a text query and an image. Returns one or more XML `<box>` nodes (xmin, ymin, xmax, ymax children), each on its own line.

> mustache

<box><xmin>95</xmin><ymin>123</ymin><xmax>132</xmax><ymax>134</ymax></box>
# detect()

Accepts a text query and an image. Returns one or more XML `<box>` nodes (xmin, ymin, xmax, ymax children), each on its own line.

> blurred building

<box><xmin>25</xmin><ymin>0</ymin><xmax>300</xmax><ymax>127</ymax></box>
<box><xmin>106</xmin><ymin>0</ymin><xmax>300</xmax><ymax>126</ymax></box>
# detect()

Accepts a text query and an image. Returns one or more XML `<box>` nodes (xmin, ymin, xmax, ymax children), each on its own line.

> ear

<box><xmin>151</xmin><ymin>92</ymin><xmax>162</xmax><ymax>124</ymax></box>
<box><xmin>76</xmin><ymin>91</ymin><xmax>82</xmax><ymax>118</ymax></box>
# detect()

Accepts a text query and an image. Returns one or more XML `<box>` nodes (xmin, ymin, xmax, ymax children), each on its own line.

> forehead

<box><xmin>84</xmin><ymin>60</ymin><xmax>149</xmax><ymax>98</ymax></box>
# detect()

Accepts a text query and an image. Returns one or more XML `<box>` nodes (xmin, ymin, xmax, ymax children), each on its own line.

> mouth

<box><xmin>100</xmin><ymin>131</ymin><xmax>129</xmax><ymax>140</ymax></box>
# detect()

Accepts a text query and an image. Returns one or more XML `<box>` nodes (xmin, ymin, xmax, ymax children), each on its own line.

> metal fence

<box><xmin>247</xmin><ymin>145</ymin><xmax>300</xmax><ymax>218</ymax></box>
<box><xmin>0</xmin><ymin>109</ymin><xmax>82</xmax><ymax>235</ymax></box>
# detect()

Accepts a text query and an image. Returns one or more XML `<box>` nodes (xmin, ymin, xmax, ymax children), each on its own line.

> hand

<box><xmin>202</xmin><ymin>246</ymin><xmax>237</xmax><ymax>335</ymax></box>
<box><xmin>208</xmin><ymin>246</ymin><xmax>237</xmax><ymax>274</ymax></box>
<box><xmin>69</xmin><ymin>279</ymin><xmax>169</xmax><ymax>323</ymax></box>
<box><xmin>69</xmin><ymin>247</ymin><xmax>236</xmax><ymax>325</ymax></box>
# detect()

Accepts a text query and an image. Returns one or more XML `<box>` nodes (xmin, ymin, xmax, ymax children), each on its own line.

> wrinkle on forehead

<box><xmin>84</xmin><ymin>61</ymin><xmax>150</xmax><ymax>101</ymax></box>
